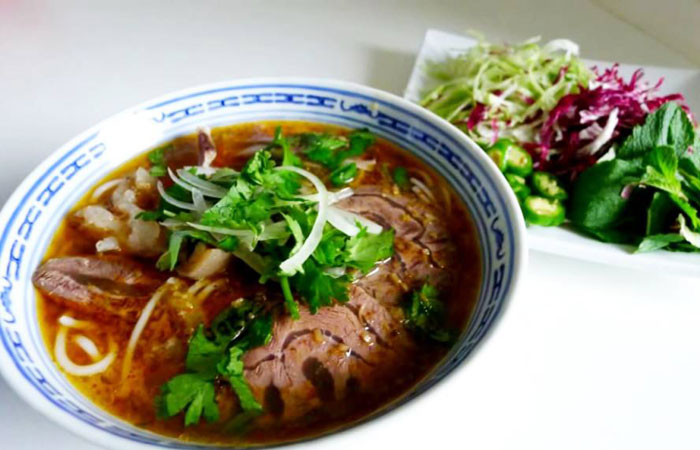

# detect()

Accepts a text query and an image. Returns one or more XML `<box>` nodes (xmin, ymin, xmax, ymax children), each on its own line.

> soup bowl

<box><xmin>0</xmin><ymin>78</ymin><xmax>526</xmax><ymax>449</ymax></box>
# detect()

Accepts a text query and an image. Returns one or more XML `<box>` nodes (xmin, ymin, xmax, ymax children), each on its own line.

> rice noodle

<box><xmin>194</xmin><ymin>279</ymin><xmax>227</xmax><ymax>303</ymax></box>
<box><xmin>410</xmin><ymin>177</ymin><xmax>436</xmax><ymax>201</ymax></box>
<box><xmin>73</xmin><ymin>335</ymin><xmax>101</xmax><ymax>360</ymax></box>
<box><xmin>55</xmin><ymin>326</ymin><xmax>116</xmax><ymax>376</ymax></box>
<box><xmin>58</xmin><ymin>315</ymin><xmax>94</xmax><ymax>329</ymax></box>
<box><xmin>275</xmin><ymin>166</ymin><xmax>328</xmax><ymax>275</ymax></box>
<box><xmin>121</xmin><ymin>279</ymin><xmax>174</xmax><ymax>382</ymax></box>
<box><xmin>91</xmin><ymin>178</ymin><xmax>126</xmax><ymax>201</ymax></box>
<box><xmin>157</xmin><ymin>181</ymin><xmax>200</xmax><ymax>211</ymax></box>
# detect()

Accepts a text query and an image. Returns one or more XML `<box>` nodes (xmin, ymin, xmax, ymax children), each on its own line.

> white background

<box><xmin>1</xmin><ymin>1</ymin><xmax>700</xmax><ymax>449</ymax></box>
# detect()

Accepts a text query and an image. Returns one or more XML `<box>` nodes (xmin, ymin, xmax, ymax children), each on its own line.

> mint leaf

<box><xmin>635</xmin><ymin>233</ymin><xmax>684</xmax><ymax>253</ymax></box>
<box><xmin>569</xmin><ymin>159</ymin><xmax>643</xmax><ymax>230</ymax></box>
<box><xmin>618</xmin><ymin>102</ymin><xmax>695</xmax><ymax>161</ymax></box>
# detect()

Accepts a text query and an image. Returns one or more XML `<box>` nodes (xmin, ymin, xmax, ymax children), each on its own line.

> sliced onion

<box><xmin>55</xmin><ymin>327</ymin><xmax>115</xmax><ymax>377</ymax></box>
<box><xmin>91</xmin><ymin>178</ymin><xmax>126</xmax><ymax>201</ymax></box>
<box><xmin>324</xmin><ymin>266</ymin><xmax>347</xmax><ymax>278</ymax></box>
<box><xmin>73</xmin><ymin>335</ymin><xmax>101</xmax><ymax>360</ymax></box>
<box><xmin>191</xmin><ymin>189</ymin><xmax>207</xmax><ymax>211</ymax></box>
<box><xmin>121</xmin><ymin>280</ymin><xmax>173</xmax><ymax>382</ymax></box>
<box><xmin>233</xmin><ymin>248</ymin><xmax>268</xmax><ymax>274</ymax></box>
<box><xmin>328</xmin><ymin>206</ymin><xmax>383</xmax><ymax>235</ymax></box>
<box><xmin>177</xmin><ymin>169</ymin><xmax>228</xmax><ymax>198</ymax></box>
<box><xmin>157</xmin><ymin>181</ymin><xmax>201</xmax><ymax>211</ymax></box>
<box><xmin>301</xmin><ymin>187</ymin><xmax>354</xmax><ymax>204</ymax></box>
<box><xmin>275</xmin><ymin>166</ymin><xmax>328</xmax><ymax>275</ymax></box>
<box><xmin>327</xmin><ymin>206</ymin><xmax>361</xmax><ymax>236</ymax></box>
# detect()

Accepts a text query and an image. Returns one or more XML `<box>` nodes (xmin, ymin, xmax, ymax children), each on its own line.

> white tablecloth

<box><xmin>1</xmin><ymin>1</ymin><xmax>699</xmax><ymax>449</ymax></box>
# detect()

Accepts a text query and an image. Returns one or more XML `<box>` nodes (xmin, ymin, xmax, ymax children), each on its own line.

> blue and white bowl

<box><xmin>0</xmin><ymin>78</ymin><xmax>527</xmax><ymax>449</ymax></box>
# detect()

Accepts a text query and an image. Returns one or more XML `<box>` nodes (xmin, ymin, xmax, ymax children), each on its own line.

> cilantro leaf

<box><xmin>329</xmin><ymin>163</ymin><xmax>357</xmax><ymax>186</ymax></box>
<box><xmin>280</xmin><ymin>275</ymin><xmax>300</xmax><ymax>320</ymax></box>
<box><xmin>185</xmin><ymin>325</ymin><xmax>226</xmax><ymax>378</ymax></box>
<box><xmin>345</xmin><ymin>228</ymin><xmax>395</xmax><ymax>273</ymax></box>
<box><xmin>300</xmin><ymin>129</ymin><xmax>374</xmax><ymax>170</ymax></box>
<box><xmin>392</xmin><ymin>166</ymin><xmax>409</xmax><ymax>189</ymax></box>
<box><xmin>292</xmin><ymin>259</ymin><xmax>349</xmax><ymax>313</ymax></box>
<box><xmin>148</xmin><ymin>145</ymin><xmax>170</xmax><ymax>177</ymax></box>
<box><xmin>403</xmin><ymin>283</ymin><xmax>453</xmax><ymax>343</ymax></box>
<box><xmin>312</xmin><ymin>228</ymin><xmax>347</xmax><ymax>266</ymax></box>
<box><xmin>218</xmin><ymin>346</ymin><xmax>262</xmax><ymax>412</ymax></box>
<box><xmin>155</xmin><ymin>373</ymin><xmax>219</xmax><ymax>426</ymax></box>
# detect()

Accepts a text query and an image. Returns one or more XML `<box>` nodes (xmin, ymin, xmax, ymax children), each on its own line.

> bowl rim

<box><xmin>0</xmin><ymin>76</ymin><xmax>528</xmax><ymax>449</ymax></box>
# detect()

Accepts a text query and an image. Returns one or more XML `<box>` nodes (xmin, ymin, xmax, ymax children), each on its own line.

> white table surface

<box><xmin>1</xmin><ymin>1</ymin><xmax>699</xmax><ymax>449</ymax></box>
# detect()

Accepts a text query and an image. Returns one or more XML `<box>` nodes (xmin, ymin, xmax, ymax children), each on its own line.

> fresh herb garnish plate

<box><xmin>406</xmin><ymin>29</ymin><xmax>700</xmax><ymax>275</ymax></box>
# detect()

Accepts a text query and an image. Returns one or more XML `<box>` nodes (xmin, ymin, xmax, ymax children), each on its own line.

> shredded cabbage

<box><xmin>421</xmin><ymin>36</ymin><xmax>593</xmax><ymax>146</ymax></box>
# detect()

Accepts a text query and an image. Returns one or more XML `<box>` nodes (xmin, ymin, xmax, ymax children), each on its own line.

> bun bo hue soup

<box><xmin>33</xmin><ymin>122</ymin><xmax>481</xmax><ymax>445</ymax></box>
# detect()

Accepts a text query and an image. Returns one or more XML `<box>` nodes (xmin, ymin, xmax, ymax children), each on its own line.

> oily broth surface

<box><xmin>37</xmin><ymin>121</ymin><xmax>481</xmax><ymax>445</ymax></box>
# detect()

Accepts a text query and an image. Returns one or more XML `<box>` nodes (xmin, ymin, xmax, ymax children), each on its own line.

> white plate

<box><xmin>405</xmin><ymin>29</ymin><xmax>700</xmax><ymax>276</ymax></box>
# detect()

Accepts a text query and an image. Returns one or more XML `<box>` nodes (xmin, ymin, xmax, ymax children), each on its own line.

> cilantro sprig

<box><xmin>156</xmin><ymin>300</ymin><xmax>272</xmax><ymax>426</ymax></box>
<box><xmin>142</xmin><ymin>127</ymin><xmax>395</xmax><ymax>319</ymax></box>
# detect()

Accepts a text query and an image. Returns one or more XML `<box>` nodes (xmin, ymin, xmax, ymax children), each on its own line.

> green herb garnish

<box><xmin>156</xmin><ymin>301</ymin><xmax>272</xmax><ymax>426</ymax></box>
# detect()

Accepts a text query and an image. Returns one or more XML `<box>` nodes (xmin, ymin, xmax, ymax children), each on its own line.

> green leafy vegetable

<box><xmin>392</xmin><ymin>167</ymin><xmax>409</xmax><ymax>189</ymax></box>
<box><xmin>156</xmin><ymin>373</ymin><xmax>219</xmax><ymax>426</ymax></box>
<box><xmin>155</xmin><ymin>301</ymin><xmax>273</xmax><ymax>426</ymax></box>
<box><xmin>403</xmin><ymin>283</ymin><xmax>453</xmax><ymax>343</ymax></box>
<box><xmin>148</xmin><ymin>145</ymin><xmax>170</xmax><ymax>177</ymax></box>
<box><xmin>570</xmin><ymin>102</ymin><xmax>700</xmax><ymax>253</ymax></box>
<box><xmin>329</xmin><ymin>163</ymin><xmax>357</xmax><ymax>186</ymax></box>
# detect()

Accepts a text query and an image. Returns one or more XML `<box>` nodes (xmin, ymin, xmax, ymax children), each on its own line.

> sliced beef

<box><xmin>338</xmin><ymin>185</ymin><xmax>457</xmax><ymax>305</ymax></box>
<box><xmin>33</xmin><ymin>256</ymin><xmax>164</xmax><ymax>322</ymax></box>
<box><xmin>244</xmin><ymin>184</ymin><xmax>457</xmax><ymax>424</ymax></box>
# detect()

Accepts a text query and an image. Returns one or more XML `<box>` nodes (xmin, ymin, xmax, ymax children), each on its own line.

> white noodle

<box><xmin>410</xmin><ymin>177</ymin><xmax>435</xmax><ymax>201</ymax></box>
<box><xmin>275</xmin><ymin>166</ymin><xmax>328</xmax><ymax>275</ymax></box>
<box><xmin>121</xmin><ymin>280</ymin><xmax>172</xmax><ymax>382</ymax></box>
<box><xmin>55</xmin><ymin>327</ymin><xmax>115</xmax><ymax>376</ymax></box>
<box><xmin>73</xmin><ymin>335</ymin><xmax>101</xmax><ymax>360</ymax></box>
<box><xmin>58</xmin><ymin>315</ymin><xmax>94</xmax><ymax>329</ymax></box>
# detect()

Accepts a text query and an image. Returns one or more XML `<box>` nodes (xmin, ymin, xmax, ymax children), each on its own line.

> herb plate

<box><xmin>405</xmin><ymin>29</ymin><xmax>700</xmax><ymax>276</ymax></box>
